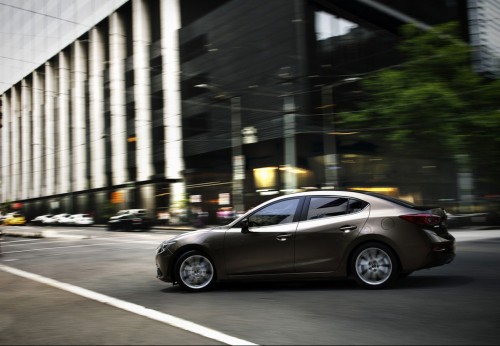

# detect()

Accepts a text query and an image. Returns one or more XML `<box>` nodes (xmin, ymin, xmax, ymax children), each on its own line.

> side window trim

<box><xmin>299</xmin><ymin>197</ymin><xmax>312</xmax><ymax>222</ymax></box>
<box><xmin>348</xmin><ymin>198</ymin><xmax>369</xmax><ymax>214</ymax></box>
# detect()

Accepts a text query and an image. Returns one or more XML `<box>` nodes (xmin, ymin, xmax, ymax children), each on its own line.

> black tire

<box><xmin>175</xmin><ymin>250</ymin><xmax>216</xmax><ymax>292</ymax></box>
<box><xmin>351</xmin><ymin>242</ymin><xmax>399</xmax><ymax>289</ymax></box>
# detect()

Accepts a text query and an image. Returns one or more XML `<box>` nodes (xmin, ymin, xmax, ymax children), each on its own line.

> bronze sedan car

<box><xmin>156</xmin><ymin>191</ymin><xmax>455</xmax><ymax>291</ymax></box>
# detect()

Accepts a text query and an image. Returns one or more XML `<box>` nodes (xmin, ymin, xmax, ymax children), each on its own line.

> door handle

<box><xmin>339</xmin><ymin>225</ymin><xmax>357</xmax><ymax>233</ymax></box>
<box><xmin>276</xmin><ymin>234</ymin><xmax>292</xmax><ymax>241</ymax></box>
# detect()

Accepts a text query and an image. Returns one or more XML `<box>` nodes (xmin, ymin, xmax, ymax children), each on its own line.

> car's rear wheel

<box><xmin>175</xmin><ymin>250</ymin><xmax>216</xmax><ymax>292</ymax></box>
<box><xmin>351</xmin><ymin>242</ymin><xmax>399</xmax><ymax>289</ymax></box>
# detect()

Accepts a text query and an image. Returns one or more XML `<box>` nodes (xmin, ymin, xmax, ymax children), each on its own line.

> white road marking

<box><xmin>0</xmin><ymin>264</ymin><xmax>257</xmax><ymax>346</ymax></box>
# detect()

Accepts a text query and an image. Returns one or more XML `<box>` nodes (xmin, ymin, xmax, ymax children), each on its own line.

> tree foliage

<box><xmin>341</xmin><ymin>22</ymin><xmax>500</xmax><ymax>152</ymax></box>
<box><xmin>339</xmin><ymin>22</ymin><xmax>500</xmax><ymax>192</ymax></box>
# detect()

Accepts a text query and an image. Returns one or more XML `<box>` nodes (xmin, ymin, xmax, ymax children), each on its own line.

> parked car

<box><xmin>42</xmin><ymin>213</ymin><xmax>71</xmax><ymax>225</ymax></box>
<box><xmin>65</xmin><ymin>214</ymin><xmax>94</xmax><ymax>226</ymax></box>
<box><xmin>156</xmin><ymin>190</ymin><xmax>456</xmax><ymax>292</ymax></box>
<box><xmin>3</xmin><ymin>212</ymin><xmax>27</xmax><ymax>226</ymax></box>
<box><xmin>107</xmin><ymin>210</ymin><xmax>151</xmax><ymax>231</ymax></box>
<box><xmin>114</xmin><ymin>209</ymin><xmax>147</xmax><ymax>217</ymax></box>
<box><xmin>31</xmin><ymin>214</ymin><xmax>54</xmax><ymax>225</ymax></box>
<box><xmin>216</xmin><ymin>207</ymin><xmax>236</xmax><ymax>224</ymax></box>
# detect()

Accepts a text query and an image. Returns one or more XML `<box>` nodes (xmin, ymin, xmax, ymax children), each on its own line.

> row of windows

<box><xmin>247</xmin><ymin>196</ymin><xmax>369</xmax><ymax>228</ymax></box>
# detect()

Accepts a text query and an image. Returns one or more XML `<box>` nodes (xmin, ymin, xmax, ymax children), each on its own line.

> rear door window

<box><xmin>306</xmin><ymin>197</ymin><xmax>349</xmax><ymax>220</ymax></box>
<box><xmin>306</xmin><ymin>197</ymin><xmax>369</xmax><ymax>220</ymax></box>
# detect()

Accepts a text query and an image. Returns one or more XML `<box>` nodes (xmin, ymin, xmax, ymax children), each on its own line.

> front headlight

<box><xmin>156</xmin><ymin>240</ymin><xmax>176</xmax><ymax>254</ymax></box>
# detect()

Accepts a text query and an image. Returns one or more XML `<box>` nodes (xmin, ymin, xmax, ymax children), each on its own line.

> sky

<box><xmin>0</xmin><ymin>0</ymin><xmax>128</xmax><ymax>94</ymax></box>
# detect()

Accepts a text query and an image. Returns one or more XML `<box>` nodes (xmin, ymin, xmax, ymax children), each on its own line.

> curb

<box><xmin>1</xmin><ymin>229</ymin><xmax>44</xmax><ymax>238</ymax></box>
<box><xmin>0</xmin><ymin>224</ymin><xmax>198</xmax><ymax>239</ymax></box>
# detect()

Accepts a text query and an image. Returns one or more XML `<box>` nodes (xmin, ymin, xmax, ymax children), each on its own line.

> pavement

<box><xmin>0</xmin><ymin>224</ymin><xmax>198</xmax><ymax>239</ymax></box>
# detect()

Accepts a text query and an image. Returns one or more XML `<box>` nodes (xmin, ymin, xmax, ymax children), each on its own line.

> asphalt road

<box><xmin>1</xmin><ymin>225</ymin><xmax>500</xmax><ymax>345</ymax></box>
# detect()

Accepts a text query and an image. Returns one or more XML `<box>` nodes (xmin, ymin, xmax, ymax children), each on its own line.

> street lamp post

<box><xmin>194</xmin><ymin>84</ymin><xmax>245</xmax><ymax>213</ymax></box>
<box><xmin>279</xmin><ymin>66</ymin><xmax>298</xmax><ymax>194</ymax></box>
<box><xmin>321</xmin><ymin>77</ymin><xmax>362</xmax><ymax>189</ymax></box>
<box><xmin>230</xmin><ymin>96</ymin><xmax>244</xmax><ymax>213</ymax></box>
<box><xmin>283</xmin><ymin>94</ymin><xmax>297</xmax><ymax>194</ymax></box>
<box><xmin>322</xmin><ymin>84</ymin><xmax>338</xmax><ymax>189</ymax></box>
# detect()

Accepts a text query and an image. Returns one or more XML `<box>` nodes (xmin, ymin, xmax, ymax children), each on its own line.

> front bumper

<box><xmin>155</xmin><ymin>253</ymin><xmax>174</xmax><ymax>283</ymax></box>
<box><xmin>155</xmin><ymin>240</ymin><xmax>177</xmax><ymax>283</ymax></box>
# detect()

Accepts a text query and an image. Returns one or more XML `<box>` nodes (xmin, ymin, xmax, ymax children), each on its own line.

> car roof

<box><xmin>261</xmin><ymin>190</ymin><xmax>418</xmax><ymax>208</ymax></box>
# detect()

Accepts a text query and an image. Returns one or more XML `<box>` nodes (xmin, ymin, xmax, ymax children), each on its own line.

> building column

<box><xmin>21</xmin><ymin>79</ymin><xmax>32</xmax><ymax>200</ymax></box>
<box><xmin>11</xmin><ymin>86</ymin><xmax>21</xmax><ymax>201</ymax></box>
<box><xmin>283</xmin><ymin>95</ymin><xmax>297</xmax><ymax>193</ymax></box>
<box><xmin>89</xmin><ymin>27</ymin><xmax>106</xmax><ymax>189</ymax></box>
<box><xmin>32</xmin><ymin>71</ymin><xmax>44</xmax><ymax>198</ymax></box>
<box><xmin>1</xmin><ymin>93</ymin><xmax>11</xmax><ymax>202</ymax></box>
<box><xmin>133</xmin><ymin>0</ymin><xmax>153</xmax><ymax>182</ymax></box>
<box><xmin>72</xmin><ymin>40</ymin><xmax>88</xmax><ymax>192</ymax></box>
<box><xmin>44</xmin><ymin>62</ymin><xmax>56</xmax><ymax>197</ymax></box>
<box><xmin>160</xmin><ymin>0</ymin><xmax>186</xmax><ymax>212</ymax></box>
<box><xmin>109</xmin><ymin>12</ymin><xmax>128</xmax><ymax>186</ymax></box>
<box><xmin>58</xmin><ymin>51</ymin><xmax>71</xmax><ymax>194</ymax></box>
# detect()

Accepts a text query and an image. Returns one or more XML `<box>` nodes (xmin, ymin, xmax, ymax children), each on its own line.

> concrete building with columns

<box><xmin>1</xmin><ymin>0</ymin><xmax>185</xmax><ymax>222</ymax></box>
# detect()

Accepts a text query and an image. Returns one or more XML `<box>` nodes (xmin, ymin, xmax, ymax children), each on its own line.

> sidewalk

<box><xmin>0</xmin><ymin>223</ymin><xmax>198</xmax><ymax>239</ymax></box>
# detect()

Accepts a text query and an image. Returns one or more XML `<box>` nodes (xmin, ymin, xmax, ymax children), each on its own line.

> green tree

<box><xmin>339</xmin><ymin>22</ymin><xmax>500</xmax><ymax>195</ymax></box>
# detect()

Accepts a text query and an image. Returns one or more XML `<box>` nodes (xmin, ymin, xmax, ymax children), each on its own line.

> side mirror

<box><xmin>241</xmin><ymin>218</ymin><xmax>250</xmax><ymax>234</ymax></box>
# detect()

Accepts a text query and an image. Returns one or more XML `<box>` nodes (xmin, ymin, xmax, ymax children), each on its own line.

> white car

<box><xmin>65</xmin><ymin>214</ymin><xmax>94</xmax><ymax>226</ymax></box>
<box><xmin>31</xmin><ymin>214</ymin><xmax>54</xmax><ymax>225</ymax></box>
<box><xmin>43</xmin><ymin>213</ymin><xmax>71</xmax><ymax>225</ymax></box>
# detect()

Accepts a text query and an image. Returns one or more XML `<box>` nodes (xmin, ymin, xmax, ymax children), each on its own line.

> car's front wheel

<box><xmin>175</xmin><ymin>250</ymin><xmax>216</xmax><ymax>292</ymax></box>
<box><xmin>351</xmin><ymin>242</ymin><xmax>399</xmax><ymax>289</ymax></box>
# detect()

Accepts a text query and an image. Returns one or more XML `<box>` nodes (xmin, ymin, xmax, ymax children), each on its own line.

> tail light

<box><xmin>399</xmin><ymin>214</ymin><xmax>441</xmax><ymax>226</ymax></box>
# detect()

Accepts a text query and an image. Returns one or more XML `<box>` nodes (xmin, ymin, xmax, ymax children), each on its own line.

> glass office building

<box><xmin>3</xmin><ymin>0</ymin><xmax>496</xmax><ymax>223</ymax></box>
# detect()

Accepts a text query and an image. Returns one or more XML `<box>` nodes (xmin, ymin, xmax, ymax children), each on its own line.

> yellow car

<box><xmin>3</xmin><ymin>212</ymin><xmax>27</xmax><ymax>226</ymax></box>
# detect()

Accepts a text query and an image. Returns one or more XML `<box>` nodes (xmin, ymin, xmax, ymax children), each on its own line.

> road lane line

<box><xmin>0</xmin><ymin>264</ymin><xmax>257</xmax><ymax>346</ymax></box>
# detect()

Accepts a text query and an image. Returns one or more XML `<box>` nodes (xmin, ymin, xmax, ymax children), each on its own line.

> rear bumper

<box><xmin>423</xmin><ymin>243</ymin><xmax>456</xmax><ymax>269</ymax></box>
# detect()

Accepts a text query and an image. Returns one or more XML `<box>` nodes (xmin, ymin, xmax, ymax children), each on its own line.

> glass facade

<box><xmin>2</xmin><ymin>0</ymin><xmax>495</xmax><ymax>225</ymax></box>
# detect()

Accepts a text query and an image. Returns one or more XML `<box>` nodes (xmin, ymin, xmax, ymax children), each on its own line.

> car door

<box><xmin>224</xmin><ymin>197</ymin><xmax>303</xmax><ymax>275</ymax></box>
<box><xmin>294</xmin><ymin>196</ymin><xmax>370</xmax><ymax>273</ymax></box>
